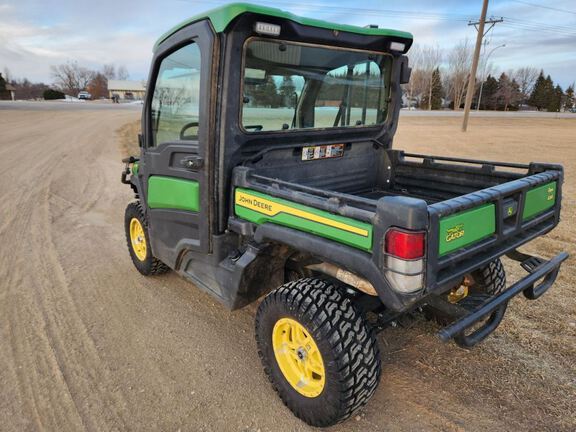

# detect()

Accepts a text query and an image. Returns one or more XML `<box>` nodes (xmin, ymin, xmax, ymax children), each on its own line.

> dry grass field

<box><xmin>1</xmin><ymin>108</ymin><xmax>574</xmax><ymax>432</ymax></box>
<box><xmin>393</xmin><ymin>117</ymin><xmax>576</xmax><ymax>431</ymax></box>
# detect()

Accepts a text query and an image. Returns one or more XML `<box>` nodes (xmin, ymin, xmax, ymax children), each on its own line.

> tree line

<box><xmin>404</xmin><ymin>42</ymin><xmax>574</xmax><ymax>112</ymax></box>
<box><xmin>1</xmin><ymin>63</ymin><xmax>129</xmax><ymax>100</ymax></box>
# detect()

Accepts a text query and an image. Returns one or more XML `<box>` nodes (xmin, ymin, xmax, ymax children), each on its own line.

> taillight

<box><xmin>385</xmin><ymin>229</ymin><xmax>425</xmax><ymax>259</ymax></box>
<box><xmin>384</xmin><ymin>228</ymin><xmax>426</xmax><ymax>294</ymax></box>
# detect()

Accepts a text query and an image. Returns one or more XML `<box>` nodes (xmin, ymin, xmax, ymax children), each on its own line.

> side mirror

<box><xmin>400</xmin><ymin>57</ymin><xmax>411</xmax><ymax>84</ymax></box>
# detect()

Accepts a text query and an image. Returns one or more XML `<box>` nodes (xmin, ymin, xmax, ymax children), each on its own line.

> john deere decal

<box><xmin>234</xmin><ymin>188</ymin><xmax>373</xmax><ymax>251</ymax></box>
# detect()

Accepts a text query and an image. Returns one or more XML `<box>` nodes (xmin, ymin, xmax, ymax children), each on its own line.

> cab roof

<box><xmin>154</xmin><ymin>2</ymin><xmax>413</xmax><ymax>50</ymax></box>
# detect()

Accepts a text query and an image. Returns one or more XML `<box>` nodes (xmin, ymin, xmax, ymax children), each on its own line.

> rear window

<box><xmin>241</xmin><ymin>39</ymin><xmax>392</xmax><ymax>133</ymax></box>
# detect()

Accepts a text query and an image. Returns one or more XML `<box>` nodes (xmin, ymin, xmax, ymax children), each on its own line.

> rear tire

<box><xmin>124</xmin><ymin>202</ymin><xmax>169</xmax><ymax>276</ymax></box>
<box><xmin>255</xmin><ymin>278</ymin><xmax>381</xmax><ymax>427</ymax></box>
<box><xmin>427</xmin><ymin>259</ymin><xmax>507</xmax><ymax>322</ymax></box>
<box><xmin>469</xmin><ymin>258</ymin><xmax>506</xmax><ymax>296</ymax></box>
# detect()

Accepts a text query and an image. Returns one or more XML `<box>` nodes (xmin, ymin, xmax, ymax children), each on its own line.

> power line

<box><xmin>179</xmin><ymin>0</ymin><xmax>475</xmax><ymax>22</ymax></box>
<box><xmin>499</xmin><ymin>18</ymin><xmax>576</xmax><ymax>37</ymax></box>
<box><xmin>468</xmin><ymin>17</ymin><xmax>503</xmax><ymax>36</ymax></box>
<box><xmin>507</xmin><ymin>0</ymin><xmax>576</xmax><ymax>16</ymax></box>
<box><xmin>179</xmin><ymin>0</ymin><xmax>576</xmax><ymax>37</ymax></box>
<box><xmin>504</xmin><ymin>17</ymin><xmax>576</xmax><ymax>32</ymax></box>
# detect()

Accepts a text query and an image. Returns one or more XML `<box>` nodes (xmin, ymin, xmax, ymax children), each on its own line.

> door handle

<box><xmin>181</xmin><ymin>156</ymin><xmax>204</xmax><ymax>170</ymax></box>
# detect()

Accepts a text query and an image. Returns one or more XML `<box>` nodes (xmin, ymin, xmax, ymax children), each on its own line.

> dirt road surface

<box><xmin>1</xmin><ymin>106</ymin><xmax>574</xmax><ymax>431</ymax></box>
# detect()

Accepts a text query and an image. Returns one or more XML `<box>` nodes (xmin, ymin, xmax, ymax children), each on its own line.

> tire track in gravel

<box><xmin>1</xmin><ymin>110</ymin><xmax>136</xmax><ymax>431</ymax></box>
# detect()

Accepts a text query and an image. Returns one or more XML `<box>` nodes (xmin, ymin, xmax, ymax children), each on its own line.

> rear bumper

<box><xmin>436</xmin><ymin>251</ymin><xmax>568</xmax><ymax>348</ymax></box>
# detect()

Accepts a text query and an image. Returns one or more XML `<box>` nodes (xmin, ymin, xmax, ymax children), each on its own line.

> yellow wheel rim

<box><xmin>129</xmin><ymin>218</ymin><xmax>147</xmax><ymax>261</ymax></box>
<box><xmin>272</xmin><ymin>318</ymin><xmax>325</xmax><ymax>398</ymax></box>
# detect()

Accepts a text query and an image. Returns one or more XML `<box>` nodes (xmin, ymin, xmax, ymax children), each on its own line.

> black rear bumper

<box><xmin>435</xmin><ymin>251</ymin><xmax>568</xmax><ymax>348</ymax></box>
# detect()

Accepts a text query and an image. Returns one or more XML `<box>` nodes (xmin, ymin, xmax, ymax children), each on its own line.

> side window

<box><xmin>150</xmin><ymin>43</ymin><xmax>201</xmax><ymax>146</ymax></box>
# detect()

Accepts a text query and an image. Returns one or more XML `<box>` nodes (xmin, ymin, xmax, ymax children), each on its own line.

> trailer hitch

<box><xmin>436</xmin><ymin>251</ymin><xmax>568</xmax><ymax>348</ymax></box>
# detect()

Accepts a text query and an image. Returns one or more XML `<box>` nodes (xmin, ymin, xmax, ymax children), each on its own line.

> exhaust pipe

<box><xmin>305</xmin><ymin>262</ymin><xmax>377</xmax><ymax>296</ymax></box>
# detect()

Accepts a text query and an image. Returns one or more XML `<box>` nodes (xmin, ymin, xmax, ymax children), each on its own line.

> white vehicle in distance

<box><xmin>77</xmin><ymin>91</ymin><xmax>92</xmax><ymax>100</ymax></box>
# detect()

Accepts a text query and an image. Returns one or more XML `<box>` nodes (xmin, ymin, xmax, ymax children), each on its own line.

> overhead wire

<box><xmin>179</xmin><ymin>0</ymin><xmax>576</xmax><ymax>37</ymax></box>
<box><xmin>507</xmin><ymin>0</ymin><xmax>576</xmax><ymax>16</ymax></box>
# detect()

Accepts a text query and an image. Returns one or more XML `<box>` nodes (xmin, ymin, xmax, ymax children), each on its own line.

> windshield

<box><xmin>241</xmin><ymin>39</ymin><xmax>392</xmax><ymax>133</ymax></box>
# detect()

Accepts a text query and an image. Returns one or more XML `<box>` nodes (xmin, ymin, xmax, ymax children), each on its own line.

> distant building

<box><xmin>107</xmin><ymin>79</ymin><xmax>146</xmax><ymax>100</ymax></box>
<box><xmin>5</xmin><ymin>83</ymin><xmax>16</xmax><ymax>101</ymax></box>
<box><xmin>0</xmin><ymin>73</ymin><xmax>15</xmax><ymax>100</ymax></box>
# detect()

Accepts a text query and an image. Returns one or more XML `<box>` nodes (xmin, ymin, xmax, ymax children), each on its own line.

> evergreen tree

<box><xmin>564</xmin><ymin>85</ymin><xmax>574</xmax><ymax>111</ymax></box>
<box><xmin>480</xmin><ymin>75</ymin><xmax>498</xmax><ymax>110</ymax></box>
<box><xmin>0</xmin><ymin>73</ymin><xmax>10</xmax><ymax>100</ymax></box>
<box><xmin>528</xmin><ymin>71</ymin><xmax>547</xmax><ymax>110</ymax></box>
<box><xmin>421</xmin><ymin>68</ymin><xmax>443</xmax><ymax>110</ymax></box>
<box><xmin>544</xmin><ymin>75</ymin><xmax>555</xmax><ymax>108</ymax></box>
<box><xmin>279</xmin><ymin>76</ymin><xmax>296</xmax><ymax>108</ymax></box>
<box><xmin>249</xmin><ymin>76</ymin><xmax>280</xmax><ymax>108</ymax></box>
<box><xmin>548</xmin><ymin>84</ymin><xmax>563</xmax><ymax>112</ymax></box>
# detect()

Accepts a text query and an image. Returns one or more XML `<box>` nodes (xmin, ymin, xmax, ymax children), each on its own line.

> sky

<box><xmin>1</xmin><ymin>0</ymin><xmax>575</xmax><ymax>88</ymax></box>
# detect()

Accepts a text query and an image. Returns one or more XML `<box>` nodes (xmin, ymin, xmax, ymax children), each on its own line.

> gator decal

<box><xmin>234</xmin><ymin>188</ymin><xmax>372</xmax><ymax>251</ymax></box>
<box><xmin>438</xmin><ymin>204</ymin><xmax>496</xmax><ymax>256</ymax></box>
<box><xmin>522</xmin><ymin>181</ymin><xmax>556</xmax><ymax>220</ymax></box>
<box><xmin>147</xmin><ymin>176</ymin><xmax>199</xmax><ymax>212</ymax></box>
<box><xmin>445</xmin><ymin>224</ymin><xmax>465</xmax><ymax>242</ymax></box>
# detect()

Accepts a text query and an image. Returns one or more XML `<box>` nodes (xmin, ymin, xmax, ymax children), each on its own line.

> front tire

<box><xmin>124</xmin><ymin>202</ymin><xmax>169</xmax><ymax>276</ymax></box>
<box><xmin>255</xmin><ymin>278</ymin><xmax>381</xmax><ymax>427</ymax></box>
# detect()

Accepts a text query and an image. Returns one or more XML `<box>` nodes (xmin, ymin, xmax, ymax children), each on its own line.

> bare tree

<box><xmin>50</xmin><ymin>61</ymin><xmax>95</xmax><ymax>95</ymax></box>
<box><xmin>3</xmin><ymin>67</ymin><xmax>12</xmax><ymax>83</ymax></box>
<box><xmin>87</xmin><ymin>73</ymin><xmax>108</xmax><ymax>99</ymax></box>
<box><xmin>446</xmin><ymin>40</ymin><xmax>472</xmax><ymax>110</ymax></box>
<box><xmin>419</xmin><ymin>45</ymin><xmax>442</xmax><ymax>110</ymax></box>
<box><xmin>495</xmin><ymin>72</ymin><xmax>521</xmax><ymax>111</ymax></box>
<box><xmin>102</xmin><ymin>64</ymin><xmax>116</xmax><ymax>80</ymax></box>
<box><xmin>403</xmin><ymin>45</ymin><xmax>423</xmax><ymax>109</ymax></box>
<box><xmin>117</xmin><ymin>65</ymin><xmax>129</xmax><ymax>80</ymax></box>
<box><xmin>513</xmin><ymin>66</ymin><xmax>539</xmax><ymax>104</ymax></box>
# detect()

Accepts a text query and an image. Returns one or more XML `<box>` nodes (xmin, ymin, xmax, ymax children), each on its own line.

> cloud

<box><xmin>0</xmin><ymin>0</ymin><xmax>575</xmax><ymax>87</ymax></box>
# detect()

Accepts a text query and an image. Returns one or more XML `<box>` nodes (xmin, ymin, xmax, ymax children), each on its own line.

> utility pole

<box><xmin>461</xmin><ymin>0</ymin><xmax>502</xmax><ymax>131</ymax></box>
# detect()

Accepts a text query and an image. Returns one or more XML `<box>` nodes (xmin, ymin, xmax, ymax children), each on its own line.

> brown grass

<box><xmin>117</xmin><ymin>119</ymin><xmax>141</xmax><ymax>157</ymax></box>
<box><xmin>391</xmin><ymin>116</ymin><xmax>576</xmax><ymax>431</ymax></box>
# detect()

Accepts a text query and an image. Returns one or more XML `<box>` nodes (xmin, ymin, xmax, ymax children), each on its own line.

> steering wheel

<box><xmin>179</xmin><ymin>121</ymin><xmax>199</xmax><ymax>140</ymax></box>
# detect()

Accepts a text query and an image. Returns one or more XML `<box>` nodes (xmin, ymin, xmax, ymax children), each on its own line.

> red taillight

<box><xmin>385</xmin><ymin>229</ymin><xmax>425</xmax><ymax>260</ymax></box>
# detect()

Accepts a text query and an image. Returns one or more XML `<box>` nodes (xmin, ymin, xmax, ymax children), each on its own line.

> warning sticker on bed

<box><xmin>301</xmin><ymin>144</ymin><xmax>344</xmax><ymax>161</ymax></box>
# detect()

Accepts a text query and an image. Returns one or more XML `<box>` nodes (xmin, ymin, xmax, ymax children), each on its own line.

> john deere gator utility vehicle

<box><xmin>121</xmin><ymin>3</ymin><xmax>568</xmax><ymax>426</ymax></box>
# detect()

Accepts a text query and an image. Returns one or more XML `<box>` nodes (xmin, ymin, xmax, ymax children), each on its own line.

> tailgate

<box><xmin>426</xmin><ymin>169</ymin><xmax>562</xmax><ymax>292</ymax></box>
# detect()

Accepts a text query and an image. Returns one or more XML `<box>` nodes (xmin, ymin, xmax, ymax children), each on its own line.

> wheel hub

<box><xmin>129</xmin><ymin>218</ymin><xmax>147</xmax><ymax>262</ymax></box>
<box><xmin>272</xmin><ymin>318</ymin><xmax>325</xmax><ymax>398</ymax></box>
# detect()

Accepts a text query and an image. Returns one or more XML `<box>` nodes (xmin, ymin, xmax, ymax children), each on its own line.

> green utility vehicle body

<box><xmin>122</xmin><ymin>2</ymin><xmax>567</xmax><ymax>350</ymax></box>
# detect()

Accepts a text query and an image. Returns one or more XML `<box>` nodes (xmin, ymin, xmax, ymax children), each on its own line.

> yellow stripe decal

<box><xmin>235</xmin><ymin>190</ymin><xmax>369</xmax><ymax>237</ymax></box>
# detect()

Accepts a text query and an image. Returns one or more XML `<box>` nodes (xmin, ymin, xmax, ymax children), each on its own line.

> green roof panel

<box><xmin>154</xmin><ymin>2</ymin><xmax>413</xmax><ymax>50</ymax></box>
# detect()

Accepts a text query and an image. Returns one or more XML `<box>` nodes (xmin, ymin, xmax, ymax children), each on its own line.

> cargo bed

<box><xmin>233</xmin><ymin>147</ymin><xmax>563</xmax><ymax>308</ymax></box>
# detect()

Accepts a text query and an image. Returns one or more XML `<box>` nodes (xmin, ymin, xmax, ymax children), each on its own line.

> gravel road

<box><xmin>1</xmin><ymin>106</ymin><xmax>573</xmax><ymax>431</ymax></box>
